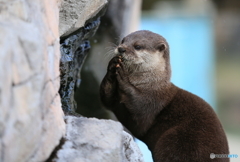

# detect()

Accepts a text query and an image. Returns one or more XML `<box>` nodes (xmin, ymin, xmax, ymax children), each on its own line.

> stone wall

<box><xmin>0</xmin><ymin>0</ymin><xmax>144</xmax><ymax>161</ymax></box>
<box><xmin>0</xmin><ymin>0</ymin><xmax>65</xmax><ymax>162</ymax></box>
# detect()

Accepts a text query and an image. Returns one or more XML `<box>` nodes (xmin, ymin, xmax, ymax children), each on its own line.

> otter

<box><xmin>100</xmin><ymin>30</ymin><xmax>229</xmax><ymax>162</ymax></box>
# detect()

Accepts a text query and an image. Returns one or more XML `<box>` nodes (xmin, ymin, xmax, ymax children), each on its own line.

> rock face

<box><xmin>59</xmin><ymin>0</ymin><xmax>107</xmax><ymax>114</ymax></box>
<box><xmin>55</xmin><ymin>116</ymin><xmax>144</xmax><ymax>162</ymax></box>
<box><xmin>0</xmin><ymin>0</ymin><xmax>65</xmax><ymax>162</ymax></box>
<box><xmin>59</xmin><ymin>16</ymin><xmax>104</xmax><ymax>114</ymax></box>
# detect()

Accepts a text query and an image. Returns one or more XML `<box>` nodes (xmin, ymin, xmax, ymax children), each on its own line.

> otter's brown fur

<box><xmin>100</xmin><ymin>30</ymin><xmax>229</xmax><ymax>162</ymax></box>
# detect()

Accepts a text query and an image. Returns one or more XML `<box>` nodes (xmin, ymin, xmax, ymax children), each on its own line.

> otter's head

<box><xmin>115</xmin><ymin>30</ymin><xmax>171</xmax><ymax>80</ymax></box>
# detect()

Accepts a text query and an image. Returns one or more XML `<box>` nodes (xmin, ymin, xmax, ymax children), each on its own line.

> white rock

<box><xmin>56</xmin><ymin>116</ymin><xmax>144</xmax><ymax>162</ymax></box>
<box><xmin>56</xmin><ymin>116</ymin><xmax>123</xmax><ymax>162</ymax></box>
<box><xmin>122</xmin><ymin>131</ymin><xmax>144</xmax><ymax>162</ymax></box>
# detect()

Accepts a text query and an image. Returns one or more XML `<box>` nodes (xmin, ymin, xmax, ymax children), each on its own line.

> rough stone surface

<box><xmin>59</xmin><ymin>0</ymin><xmax>108</xmax><ymax>115</ymax></box>
<box><xmin>0</xmin><ymin>0</ymin><xmax>65</xmax><ymax>162</ymax></box>
<box><xmin>122</xmin><ymin>131</ymin><xmax>144</xmax><ymax>162</ymax></box>
<box><xmin>55</xmin><ymin>116</ymin><xmax>144</xmax><ymax>162</ymax></box>
<box><xmin>59</xmin><ymin>0</ymin><xmax>108</xmax><ymax>37</ymax></box>
<box><xmin>59</xmin><ymin>18</ymin><xmax>102</xmax><ymax>114</ymax></box>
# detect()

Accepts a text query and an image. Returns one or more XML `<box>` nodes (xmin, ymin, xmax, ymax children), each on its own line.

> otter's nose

<box><xmin>118</xmin><ymin>47</ymin><xmax>126</xmax><ymax>53</ymax></box>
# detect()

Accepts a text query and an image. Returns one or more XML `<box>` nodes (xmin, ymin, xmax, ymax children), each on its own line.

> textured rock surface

<box><xmin>122</xmin><ymin>131</ymin><xmax>144</xmax><ymax>162</ymax></box>
<box><xmin>59</xmin><ymin>18</ymin><xmax>102</xmax><ymax>114</ymax></box>
<box><xmin>59</xmin><ymin>0</ymin><xmax>108</xmax><ymax>37</ymax></box>
<box><xmin>55</xmin><ymin>116</ymin><xmax>144</xmax><ymax>162</ymax></box>
<box><xmin>0</xmin><ymin>0</ymin><xmax>65</xmax><ymax>162</ymax></box>
<box><xmin>59</xmin><ymin>0</ymin><xmax>108</xmax><ymax>114</ymax></box>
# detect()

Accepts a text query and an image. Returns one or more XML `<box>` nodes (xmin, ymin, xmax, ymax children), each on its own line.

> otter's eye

<box><xmin>134</xmin><ymin>45</ymin><xmax>142</xmax><ymax>50</ymax></box>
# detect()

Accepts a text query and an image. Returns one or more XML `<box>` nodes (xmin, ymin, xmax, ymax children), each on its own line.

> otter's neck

<box><xmin>128</xmin><ymin>70</ymin><xmax>170</xmax><ymax>90</ymax></box>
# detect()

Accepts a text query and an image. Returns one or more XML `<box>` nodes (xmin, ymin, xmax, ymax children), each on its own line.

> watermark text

<box><xmin>210</xmin><ymin>153</ymin><xmax>238</xmax><ymax>159</ymax></box>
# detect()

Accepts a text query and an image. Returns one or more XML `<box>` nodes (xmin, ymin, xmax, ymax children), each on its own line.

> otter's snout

<box><xmin>118</xmin><ymin>47</ymin><xmax>126</xmax><ymax>53</ymax></box>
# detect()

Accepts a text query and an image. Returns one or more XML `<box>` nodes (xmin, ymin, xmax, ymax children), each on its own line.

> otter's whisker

<box><xmin>103</xmin><ymin>49</ymin><xmax>115</xmax><ymax>61</ymax></box>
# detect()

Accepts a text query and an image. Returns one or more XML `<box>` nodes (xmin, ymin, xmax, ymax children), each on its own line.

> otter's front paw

<box><xmin>104</xmin><ymin>56</ymin><xmax>122</xmax><ymax>82</ymax></box>
<box><xmin>108</xmin><ymin>56</ymin><xmax>122</xmax><ymax>72</ymax></box>
<box><xmin>115</xmin><ymin>58</ymin><xmax>129</xmax><ymax>86</ymax></box>
<box><xmin>115</xmin><ymin>57</ymin><xmax>138</xmax><ymax>100</ymax></box>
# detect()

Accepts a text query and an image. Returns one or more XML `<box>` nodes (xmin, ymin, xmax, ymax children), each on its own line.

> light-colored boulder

<box><xmin>55</xmin><ymin>116</ymin><xmax>144</xmax><ymax>162</ymax></box>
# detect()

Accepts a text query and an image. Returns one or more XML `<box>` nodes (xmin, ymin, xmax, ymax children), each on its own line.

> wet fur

<box><xmin>100</xmin><ymin>30</ymin><xmax>229</xmax><ymax>162</ymax></box>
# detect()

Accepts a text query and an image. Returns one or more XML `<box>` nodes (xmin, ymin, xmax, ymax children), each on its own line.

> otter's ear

<box><xmin>158</xmin><ymin>43</ymin><xmax>166</xmax><ymax>52</ymax></box>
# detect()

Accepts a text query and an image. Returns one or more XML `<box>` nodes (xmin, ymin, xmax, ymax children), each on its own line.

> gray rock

<box><xmin>0</xmin><ymin>1</ymin><xmax>66</xmax><ymax>162</ymax></box>
<box><xmin>55</xmin><ymin>116</ymin><xmax>144</xmax><ymax>162</ymax></box>
<box><xmin>59</xmin><ymin>0</ymin><xmax>108</xmax><ymax>37</ymax></box>
<box><xmin>122</xmin><ymin>131</ymin><xmax>144</xmax><ymax>162</ymax></box>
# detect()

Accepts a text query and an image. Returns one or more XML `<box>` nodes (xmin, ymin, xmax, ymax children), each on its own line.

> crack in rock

<box><xmin>12</xmin><ymin>72</ymin><xmax>39</xmax><ymax>87</ymax></box>
<box><xmin>59</xmin><ymin>15</ymin><xmax>105</xmax><ymax>114</ymax></box>
<box><xmin>45</xmin><ymin>137</ymin><xmax>66</xmax><ymax>162</ymax></box>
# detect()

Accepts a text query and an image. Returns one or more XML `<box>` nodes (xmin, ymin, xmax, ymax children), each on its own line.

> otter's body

<box><xmin>100</xmin><ymin>30</ymin><xmax>229</xmax><ymax>162</ymax></box>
